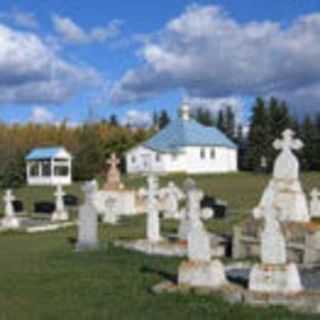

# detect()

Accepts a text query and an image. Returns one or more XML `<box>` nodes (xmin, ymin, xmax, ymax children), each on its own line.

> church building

<box><xmin>126</xmin><ymin>104</ymin><xmax>238</xmax><ymax>174</ymax></box>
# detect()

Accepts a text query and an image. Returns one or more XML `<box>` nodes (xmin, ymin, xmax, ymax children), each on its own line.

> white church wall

<box><xmin>182</xmin><ymin>146</ymin><xmax>238</xmax><ymax>173</ymax></box>
<box><xmin>126</xmin><ymin>146</ymin><xmax>165</xmax><ymax>173</ymax></box>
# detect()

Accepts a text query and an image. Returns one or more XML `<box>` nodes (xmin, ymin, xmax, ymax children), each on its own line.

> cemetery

<box><xmin>1</xmin><ymin>129</ymin><xmax>320</xmax><ymax>319</ymax></box>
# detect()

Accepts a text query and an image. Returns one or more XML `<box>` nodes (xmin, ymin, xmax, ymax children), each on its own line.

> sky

<box><xmin>0</xmin><ymin>0</ymin><xmax>320</xmax><ymax>127</ymax></box>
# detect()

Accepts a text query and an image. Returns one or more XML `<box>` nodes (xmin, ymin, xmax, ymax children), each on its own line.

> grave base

<box><xmin>178</xmin><ymin>259</ymin><xmax>226</xmax><ymax>288</ymax></box>
<box><xmin>76</xmin><ymin>241</ymin><xmax>99</xmax><ymax>252</ymax></box>
<box><xmin>51</xmin><ymin>211</ymin><xmax>69</xmax><ymax>222</ymax></box>
<box><xmin>1</xmin><ymin>216</ymin><xmax>20</xmax><ymax>229</ymax></box>
<box><xmin>249</xmin><ymin>263</ymin><xmax>303</xmax><ymax>294</ymax></box>
<box><xmin>114</xmin><ymin>238</ymin><xmax>225</xmax><ymax>258</ymax></box>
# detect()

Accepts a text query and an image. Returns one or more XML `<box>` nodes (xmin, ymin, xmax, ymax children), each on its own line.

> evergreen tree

<box><xmin>152</xmin><ymin>111</ymin><xmax>159</xmax><ymax>129</ymax></box>
<box><xmin>158</xmin><ymin>110</ymin><xmax>170</xmax><ymax>129</ymax></box>
<box><xmin>217</xmin><ymin>110</ymin><xmax>226</xmax><ymax>133</ymax></box>
<box><xmin>109</xmin><ymin>114</ymin><xmax>118</xmax><ymax>126</ymax></box>
<box><xmin>301</xmin><ymin>116</ymin><xmax>319</xmax><ymax>170</ymax></box>
<box><xmin>245</xmin><ymin>97</ymin><xmax>271</xmax><ymax>171</ymax></box>
<box><xmin>225</xmin><ymin>106</ymin><xmax>236</xmax><ymax>140</ymax></box>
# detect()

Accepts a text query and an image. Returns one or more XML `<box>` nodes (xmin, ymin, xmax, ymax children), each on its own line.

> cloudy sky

<box><xmin>0</xmin><ymin>0</ymin><xmax>319</xmax><ymax>126</ymax></box>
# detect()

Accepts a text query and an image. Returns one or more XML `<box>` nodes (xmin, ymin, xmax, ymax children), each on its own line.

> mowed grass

<box><xmin>1</xmin><ymin>172</ymin><xmax>320</xmax><ymax>319</ymax></box>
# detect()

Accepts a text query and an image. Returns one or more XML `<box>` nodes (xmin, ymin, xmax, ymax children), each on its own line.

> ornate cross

<box><xmin>273</xmin><ymin>129</ymin><xmax>303</xmax><ymax>152</ymax></box>
<box><xmin>107</xmin><ymin>153</ymin><xmax>120</xmax><ymax>170</ymax></box>
<box><xmin>4</xmin><ymin>189</ymin><xmax>14</xmax><ymax>203</ymax></box>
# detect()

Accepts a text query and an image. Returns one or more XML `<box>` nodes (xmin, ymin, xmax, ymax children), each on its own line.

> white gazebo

<box><xmin>26</xmin><ymin>147</ymin><xmax>72</xmax><ymax>186</ymax></box>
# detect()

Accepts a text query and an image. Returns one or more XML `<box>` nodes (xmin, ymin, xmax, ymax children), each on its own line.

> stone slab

<box><xmin>178</xmin><ymin>260</ymin><xmax>226</xmax><ymax>288</ymax></box>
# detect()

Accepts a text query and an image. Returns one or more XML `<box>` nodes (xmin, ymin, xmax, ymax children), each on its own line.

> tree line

<box><xmin>192</xmin><ymin>97</ymin><xmax>320</xmax><ymax>172</ymax></box>
<box><xmin>0</xmin><ymin>98</ymin><xmax>319</xmax><ymax>188</ymax></box>
<box><xmin>0</xmin><ymin>119</ymin><xmax>152</xmax><ymax>188</ymax></box>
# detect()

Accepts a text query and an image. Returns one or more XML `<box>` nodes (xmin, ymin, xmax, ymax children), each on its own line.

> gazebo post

<box><xmin>51</xmin><ymin>158</ymin><xmax>55</xmax><ymax>184</ymax></box>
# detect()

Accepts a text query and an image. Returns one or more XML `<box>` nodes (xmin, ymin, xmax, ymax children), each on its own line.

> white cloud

<box><xmin>0</xmin><ymin>8</ymin><xmax>38</xmax><ymax>29</ymax></box>
<box><xmin>122</xmin><ymin>109</ymin><xmax>152</xmax><ymax>128</ymax></box>
<box><xmin>0</xmin><ymin>24</ymin><xmax>102</xmax><ymax>104</ymax></box>
<box><xmin>52</xmin><ymin>15</ymin><xmax>122</xmax><ymax>45</ymax></box>
<box><xmin>30</xmin><ymin>106</ymin><xmax>55</xmax><ymax>123</ymax></box>
<box><xmin>111</xmin><ymin>5</ymin><xmax>320</xmax><ymax>115</ymax></box>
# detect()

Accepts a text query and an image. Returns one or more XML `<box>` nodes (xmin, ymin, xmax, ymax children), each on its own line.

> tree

<box><xmin>109</xmin><ymin>114</ymin><xmax>118</xmax><ymax>127</ymax></box>
<box><xmin>158</xmin><ymin>110</ymin><xmax>170</xmax><ymax>129</ymax></box>
<box><xmin>217</xmin><ymin>110</ymin><xmax>225</xmax><ymax>133</ymax></box>
<box><xmin>73</xmin><ymin>123</ymin><xmax>105</xmax><ymax>180</ymax></box>
<box><xmin>301</xmin><ymin>116</ymin><xmax>319</xmax><ymax>170</ymax></box>
<box><xmin>245</xmin><ymin>97</ymin><xmax>271</xmax><ymax>171</ymax></box>
<box><xmin>225</xmin><ymin>106</ymin><xmax>236</xmax><ymax>140</ymax></box>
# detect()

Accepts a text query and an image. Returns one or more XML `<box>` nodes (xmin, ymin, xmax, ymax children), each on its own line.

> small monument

<box><xmin>102</xmin><ymin>196</ymin><xmax>119</xmax><ymax>224</ymax></box>
<box><xmin>51</xmin><ymin>185</ymin><xmax>69</xmax><ymax>222</ymax></box>
<box><xmin>103</xmin><ymin>153</ymin><xmax>124</xmax><ymax>191</ymax></box>
<box><xmin>76</xmin><ymin>181</ymin><xmax>99</xmax><ymax>251</ymax></box>
<box><xmin>146</xmin><ymin>174</ymin><xmax>162</xmax><ymax>242</ymax></box>
<box><xmin>178</xmin><ymin>180</ymin><xmax>204</xmax><ymax>240</ymax></box>
<box><xmin>254</xmin><ymin>129</ymin><xmax>310</xmax><ymax>222</ymax></box>
<box><xmin>249</xmin><ymin>202</ymin><xmax>303</xmax><ymax>294</ymax></box>
<box><xmin>310</xmin><ymin>189</ymin><xmax>320</xmax><ymax>218</ymax></box>
<box><xmin>178</xmin><ymin>220</ymin><xmax>226</xmax><ymax>288</ymax></box>
<box><xmin>1</xmin><ymin>189</ymin><xmax>20</xmax><ymax>229</ymax></box>
<box><xmin>159</xmin><ymin>181</ymin><xmax>185</xmax><ymax>219</ymax></box>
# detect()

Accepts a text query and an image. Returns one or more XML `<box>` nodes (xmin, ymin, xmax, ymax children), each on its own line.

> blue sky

<box><xmin>0</xmin><ymin>0</ymin><xmax>320</xmax><ymax>126</ymax></box>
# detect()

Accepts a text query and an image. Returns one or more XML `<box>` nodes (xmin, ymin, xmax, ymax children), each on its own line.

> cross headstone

<box><xmin>52</xmin><ymin>185</ymin><xmax>69</xmax><ymax>221</ymax></box>
<box><xmin>104</xmin><ymin>153</ymin><xmax>123</xmax><ymax>190</ymax></box>
<box><xmin>273</xmin><ymin>129</ymin><xmax>303</xmax><ymax>180</ymax></box>
<box><xmin>310</xmin><ymin>188</ymin><xmax>320</xmax><ymax>218</ymax></box>
<box><xmin>4</xmin><ymin>189</ymin><xmax>15</xmax><ymax>218</ymax></box>
<box><xmin>103</xmin><ymin>196</ymin><xmax>118</xmax><ymax>224</ymax></box>
<box><xmin>76</xmin><ymin>181</ymin><xmax>99</xmax><ymax>251</ymax></box>
<box><xmin>146</xmin><ymin>174</ymin><xmax>162</xmax><ymax>242</ymax></box>
<box><xmin>1</xmin><ymin>189</ymin><xmax>20</xmax><ymax>229</ymax></box>
<box><xmin>273</xmin><ymin>129</ymin><xmax>303</xmax><ymax>152</ymax></box>
<box><xmin>254</xmin><ymin>203</ymin><xmax>286</xmax><ymax>265</ymax></box>
<box><xmin>160</xmin><ymin>181</ymin><xmax>185</xmax><ymax>219</ymax></box>
<box><xmin>188</xmin><ymin>224</ymin><xmax>211</xmax><ymax>262</ymax></box>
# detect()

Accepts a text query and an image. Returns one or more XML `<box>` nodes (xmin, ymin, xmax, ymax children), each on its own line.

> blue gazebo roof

<box><xmin>26</xmin><ymin>147</ymin><xmax>70</xmax><ymax>161</ymax></box>
<box><xmin>144</xmin><ymin>118</ymin><xmax>237</xmax><ymax>152</ymax></box>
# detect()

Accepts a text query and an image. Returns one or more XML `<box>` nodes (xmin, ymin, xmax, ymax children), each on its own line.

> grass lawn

<box><xmin>1</xmin><ymin>172</ymin><xmax>320</xmax><ymax>319</ymax></box>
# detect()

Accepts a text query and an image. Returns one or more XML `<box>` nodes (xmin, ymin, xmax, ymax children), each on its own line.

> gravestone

<box><xmin>249</xmin><ymin>192</ymin><xmax>303</xmax><ymax>294</ymax></box>
<box><xmin>254</xmin><ymin>129</ymin><xmax>310</xmax><ymax>222</ymax></box>
<box><xmin>103</xmin><ymin>153</ymin><xmax>124</xmax><ymax>191</ymax></box>
<box><xmin>102</xmin><ymin>196</ymin><xmax>119</xmax><ymax>224</ymax></box>
<box><xmin>159</xmin><ymin>181</ymin><xmax>185</xmax><ymax>219</ymax></box>
<box><xmin>76</xmin><ymin>181</ymin><xmax>99</xmax><ymax>251</ymax></box>
<box><xmin>178</xmin><ymin>182</ymin><xmax>204</xmax><ymax>240</ymax></box>
<box><xmin>310</xmin><ymin>189</ymin><xmax>320</xmax><ymax>218</ymax></box>
<box><xmin>178</xmin><ymin>221</ymin><xmax>226</xmax><ymax>288</ymax></box>
<box><xmin>146</xmin><ymin>174</ymin><xmax>162</xmax><ymax>242</ymax></box>
<box><xmin>52</xmin><ymin>185</ymin><xmax>69</xmax><ymax>222</ymax></box>
<box><xmin>1</xmin><ymin>190</ymin><xmax>20</xmax><ymax>229</ymax></box>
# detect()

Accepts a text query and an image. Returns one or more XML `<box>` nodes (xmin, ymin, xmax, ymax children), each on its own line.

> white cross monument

<box><xmin>52</xmin><ymin>185</ymin><xmax>69</xmax><ymax>222</ymax></box>
<box><xmin>1</xmin><ymin>189</ymin><xmax>20</xmax><ymax>229</ymax></box>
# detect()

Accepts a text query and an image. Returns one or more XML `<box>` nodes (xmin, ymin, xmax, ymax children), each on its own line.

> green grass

<box><xmin>1</xmin><ymin>172</ymin><xmax>320</xmax><ymax>319</ymax></box>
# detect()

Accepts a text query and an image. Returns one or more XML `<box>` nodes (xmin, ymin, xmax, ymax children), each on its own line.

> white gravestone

<box><xmin>178</xmin><ymin>183</ymin><xmax>204</xmax><ymax>240</ymax></box>
<box><xmin>146</xmin><ymin>174</ymin><xmax>162</xmax><ymax>242</ymax></box>
<box><xmin>310</xmin><ymin>189</ymin><xmax>320</xmax><ymax>218</ymax></box>
<box><xmin>76</xmin><ymin>181</ymin><xmax>99</xmax><ymax>251</ymax></box>
<box><xmin>51</xmin><ymin>185</ymin><xmax>69</xmax><ymax>222</ymax></box>
<box><xmin>254</xmin><ymin>206</ymin><xmax>286</xmax><ymax>265</ymax></box>
<box><xmin>249</xmin><ymin>197</ymin><xmax>303</xmax><ymax>294</ymax></box>
<box><xmin>254</xmin><ymin>129</ymin><xmax>310</xmax><ymax>223</ymax></box>
<box><xmin>159</xmin><ymin>181</ymin><xmax>185</xmax><ymax>219</ymax></box>
<box><xmin>178</xmin><ymin>220</ymin><xmax>226</xmax><ymax>288</ymax></box>
<box><xmin>1</xmin><ymin>189</ymin><xmax>20</xmax><ymax>229</ymax></box>
<box><xmin>102</xmin><ymin>196</ymin><xmax>119</xmax><ymax>224</ymax></box>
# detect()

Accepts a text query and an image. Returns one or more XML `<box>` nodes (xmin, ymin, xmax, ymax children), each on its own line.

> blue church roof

<box><xmin>144</xmin><ymin>118</ymin><xmax>237</xmax><ymax>152</ymax></box>
<box><xmin>26</xmin><ymin>147</ymin><xmax>69</xmax><ymax>160</ymax></box>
